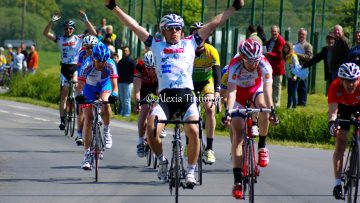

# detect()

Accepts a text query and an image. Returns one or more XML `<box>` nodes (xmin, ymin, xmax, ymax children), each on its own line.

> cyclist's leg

<box><xmin>136</xmin><ymin>104</ymin><xmax>150</xmax><ymax>157</ymax></box>
<box><xmin>59</xmin><ymin>74</ymin><xmax>69</xmax><ymax>129</ymax></box>
<box><xmin>202</xmin><ymin>78</ymin><xmax>216</xmax><ymax>158</ymax></box>
<box><xmin>184</xmin><ymin>112</ymin><xmax>200</xmax><ymax>185</ymax></box>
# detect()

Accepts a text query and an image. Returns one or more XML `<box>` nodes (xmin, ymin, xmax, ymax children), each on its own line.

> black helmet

<box><xmin>63</xmin><ymin>20</ymin><xmax>75</xmax><ymax>28</ymax></box>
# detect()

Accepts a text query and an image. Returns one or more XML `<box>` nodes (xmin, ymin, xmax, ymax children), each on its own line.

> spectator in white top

<box><xmin>12</xmin><ymin>47</ymin><xmax>26</xmax><ymax>75</ymax></box>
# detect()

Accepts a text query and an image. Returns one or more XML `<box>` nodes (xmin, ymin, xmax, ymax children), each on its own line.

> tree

<box><xmin>162</xmin><ymin>0</ymin><xmax>203</xmax><ymax>29</ymax></box>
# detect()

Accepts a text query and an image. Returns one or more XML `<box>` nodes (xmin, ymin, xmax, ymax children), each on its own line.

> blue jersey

<box><xmin>78</xmin><ymin>58</ymin><xmax>118</xmax><ymax>87</ymax></box>
<box><xmin>77</xmin><ymin>48</ymin><xmax>87</xmax><ymax>67</ymax></box>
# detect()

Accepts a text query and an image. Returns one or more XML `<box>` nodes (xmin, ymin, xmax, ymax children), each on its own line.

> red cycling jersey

<box><xmin>134</xmin><ymin>60</ymin><xmax>158</xmax><ymax>86</ymax></box>
<box><xmin>328</xmin><ymin>78</ymin><xmax>360</xmax><ymax>106</ymax></box>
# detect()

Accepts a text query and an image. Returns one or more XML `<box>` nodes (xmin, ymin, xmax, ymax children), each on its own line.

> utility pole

<box><xmin>21</xmin><ymin>0</ymin><xmax>26</xmax><ymax>40</ymax></box>
<box><xmin>251</xmin><ymin>0</ymin><xmax>256</xmax><ymax>25</ymax></box>
<box><xmin>354</xmin><ymin>0</ymin><xmax>359</xmax><ymax>45</ymax></box>
<box><xmin>279</xmin><ymin>0</ymin><xmax>284</xmax><ymax>35</ymax></box>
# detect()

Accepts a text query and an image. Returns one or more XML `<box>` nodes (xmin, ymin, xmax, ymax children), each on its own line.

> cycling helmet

<box><xmin>92</xmin><ymin>42</ymin><xmax>110</xmax><ymax>62</ymax></box>
<box><xmin>83</xmin><ymin>35</ymin><xmax>98</xmax><ymax>46</ymax></box>
<box><xmin>144</xmin><ymin>51</ymin><xmax>155</xmax><ymax>67</ymax></box>
<box><xmin>190</xmin><ymin>22</ymin><xmax>204</xmax><ymax>33</ymax></box>
<box><xmin>62</xmin><ymin>20</ymin><xmax>75</xmax><ymax>28</ymax></box>
<box><xmin>0</xmin><ymin>47</ymin><xmax>4</xmax><ymax>52</ymax></box>
<box><xmin>338</xmin><ymin>63</ymin><xmax>360</xmax><ymax>80</ymax></box>
<box><xmin>238</xmin><ymin>39</ymin><xmax>262</xmax><ymax>60</ymax></box>
<box><xmin>159</xmin><ymin>14</ymin><xmax>184</xmax><ymax>30</ymax></box>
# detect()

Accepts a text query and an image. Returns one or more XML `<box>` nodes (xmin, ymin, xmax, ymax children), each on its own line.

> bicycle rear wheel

<box><xmin>146</xmin><ymin>145</ymin><xmax>152</xmax><ymax>167</ymax></box>
<box><xmin>248</xmin><ymin>142</ymin><xmax>255</xmax><ymax>203</ymax></box>
<box><xmin>346</xmin><ymin>139</ymin><xmax>360</xmax><ymax>203</ymax></box>
<box><xmin>68</xmin><ymin>99</ymin><xmax>76</xmax><ymax>137</ymax></box>
<box><xmin>64</xmin><ymin>100</ymin><xmax>70</xmax><ymax>136</ymax></box>
<box><xmin>153</xmin><ymin>154</ymin><xmax>158</xmax><ymax>169</ymax></box>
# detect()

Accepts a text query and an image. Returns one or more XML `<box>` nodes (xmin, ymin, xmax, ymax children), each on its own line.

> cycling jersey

<box><xmin>145</xmin><ymin>33</ymin><xmax>202</xmax><ymax>91</ymax></box>
<box><xmin>55</xmin><ymin>34</ymin><xmax>84</xmax><ymax>64</ymax></box>
<box><xmin>134</xmin><ymin>59</ymin><xmax>158</xmax><ymax>86</ymax></box>
<box><xmin>78</xmin><ymin>58</ymin><xmax>118</xmax><ymax>87</ymax></box>
<box><xmin>0</xmin><ymin>55</ymin><xmax>7</xmax><ymax>67</ymax></box>
<box><xmin>193</xmin><ymin>43</ymin><xmax>220</xmax><ymax>83</ymax></box>
<box><xmin>77</xmin><ymin>47</ymin><xmax>87</xmax><ymax>67</ymax></box>
<box><xmin>328</xmin><ymin>78</ymin><xmax>360</xmax><ymax>106</ymax></box>
<box><xmin>220</xmin><ymin>65</ymin><xmax>229</xmax><ymax>90</ymax></box>
<box><xmin>228</xmin><ymin>55</ymin><xmax>272</xmax><ymax>105</ymax></box>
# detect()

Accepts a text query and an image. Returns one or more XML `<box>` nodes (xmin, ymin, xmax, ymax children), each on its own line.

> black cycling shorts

<box><xmin>61</xmin><ymin>63</ymin><xmax>78</xmax><ymax>81</ymax></box>
<box><xmin>140</xmin><ymin>85</ymin><xmax>158</xmax><ymax>101</ymax></box>
<box><xmin>158</xmin><ymin>88</ymin><xmax>195</xmax><ymax>120</ymax></box>
<box><xmin>338</xmin><ymin>103</ymin><xmax>360</xmax><ymax>131</ymax></box>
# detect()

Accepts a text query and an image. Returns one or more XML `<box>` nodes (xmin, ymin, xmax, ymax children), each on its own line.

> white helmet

<box><xmin>159</xmin><ymin>14</ymin><xmax>184</xmax><ymax>30</ymax></box>
<box><xmin>239</xmin><ymin>39</ymin><xmax>262</xmax><ymax>60</ymax></box>
<box><xmin>144</xmin><ymin>51</ymin><xmax>155</xmax><ymax>67</ymax></box>
<box><xmin>7</xmin><ymin>44</ymin><xmax>13</xmax><ymax>48</ymax></box>
<box><xmin>0</xmin><ymin>47</ymin><xmax>4</xmax><ymax>51</ymax></box>
<box><xmin>83</xmin><ymin>35</ymin><xmax>98</xmax><ymax>46</ymax></box>
<box><xmin>338</xmin><ymin>63</ymin><xmax>360</xmax><ymax>80</ymax></box>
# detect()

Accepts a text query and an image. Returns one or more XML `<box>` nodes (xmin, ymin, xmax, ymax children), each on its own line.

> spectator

<box><xmin>104</xmin><ymin>25</ymin><xmax>117</xmax><ymax>46</ymax></box>
<box><xmin>104</xmin><ymin>37</ymin><xmax>115</xmax><ymax>54</ymax></box>
<box><xmin>117</xmin><ymin>46</ymin><xmax>136</xmax><ymax>117</ymax></box>
<box><xmin>12</xmin><ymin>47</ymin><xmax>26</xmax><ymax>75</ymax></box>
<box><xmin>265</xmin><ymin>25</ymin><xmax>285</xmax><ymax>108</ymax></box>
<box><xmin>282</xmin><ymin>42</ymin><xmax>300</xmax><ymax>109</ymax></box>
<box><xmin>246</xmin><ymin>24</ymin><xmax>262</xmax><ymax>45</ymax></box>
<box><xmin>20</xmin><ymin>42</ymin><xmax>28</xmax><ymax>61</ymax></box>
<box><xmin>96</xmin><ymin>27</ymin><xmax>104</xmax><ymax>42</ymax></box>
<box><xmin>112</xmin><ymin>52</ymin><xmax>120</xmax><ymax>63</ymax></box>
<box><xmin>27</xmin><ymin>44</ymin><xmax>38</xmax><ymax>74</ymax></box>
<box><xmin>5</xmin><ymin>44</ymin><xmax>14</xmax><ymax>66</ymax></box>
<box><xmin>346</xmin><ymin>30</ymin><xmax>360</xmax><ymax>66</ymax></box>
<box><xmin>293</xmin><ymin>28</ymin><xmax>313</xmax><ymax>106</ymax></box>
<box><xmin>100</xmin><ymin>18</ymin><xmax>107</xmax><ymax>34</ymax></box>
<box><xmin>303</xmin><ymin>32</ymin><xmax>336</xmax><ymax>94</ymax></box>
<box><xmin>0</xmin><ymin>47</ymin><xmax>6</xmax><ymax>67</ymax></box>
<box><xmin>330</xmin><ymin>24</ymin><xmax>350</xmax><ymax>83</ymax></box>
<box><xmin>257</xmin><ymin>25</ymin><xmax>267</xmax><ymax>45</ymax></box>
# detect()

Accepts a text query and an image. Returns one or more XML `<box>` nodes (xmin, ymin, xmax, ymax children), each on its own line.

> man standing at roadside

<box><xmin>293</xmin><ymin>28</ymin><xmax>313</xmax><ymax>106</ymax></box>
<box><xmin>265</xmin><ymin>25</ymin><xmax>285</xmax><ymax>108</ymax></box>
<box><xmin>117</xmin><ymin>46</ymin><xmax>136</xmax><ymax>117</ymax></box>
<box><xmin>27</xmin><ymin>44</ymin><xmax>39</xmax><ymax>74</ymax></box>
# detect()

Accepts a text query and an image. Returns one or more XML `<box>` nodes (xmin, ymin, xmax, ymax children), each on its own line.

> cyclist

<box><xmin>328</xmin><ymin>63</ymin><xmax>360</xmax><ymax>199</ymax></box>
<box><xmin>74</xmin><ymin>35</ymin><xmax>99</xmax><ymax>146</ymax></box>
<box><xmin>134</xmin><ymin>51</ymin><xmax>159</xmax><ymax>157</ymax></box>
<box><xmin>189</xmin><ymin>22</ymin><xmax>221</xmax><ymax>164</ymax></box>
<box><xmin>0</xmin><ymin>47</ymin><xmax>6</xmax><ymax>68</ymax></box>
<box><xmin>43</xmin><ymin>10</ymin><xmax>97</xmax><ymax>131</ymax></box>
<box><xmin>223</xmin><ymin>39</ymin><xmax>275</xmax><ymax>199</ymax></box>
<box><xmin>104</xmin><ymin>0</ymin><xmax>244</xmax><ymax>185</ymax></box>
<box><xmin>75</xmin><ymin>42</ymin><xmax>118</xmax><ymax>170</ymax></box>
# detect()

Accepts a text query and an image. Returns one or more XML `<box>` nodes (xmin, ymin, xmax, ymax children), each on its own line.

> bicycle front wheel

<box><xmin>346</xmin><ymin>139</ymin><xmax>360</xmax><ymax>203</ymax></box>
<box><xmin>68</xmin><ymin>99</ymin><xmax>76</xmax><ymax>137</ymax></box>
<box><xmin>248</xmin><ymin>142</ymin><xmax>255</xmax><ymax>203</ymax></box>
<box><xmin>64</xmin><ymin>100</ymin><xmax>70</xmax><ymax>136</ymax></box>
<box><xmin>174</xmin><ymin>141</ymin><xmax>180</xmax><ymax>203</ymax></box>
<box><xmin>146</xmin><ymin>145</ymin><xmax>152</xmax><ymax>167</ymax></box>
<box><xmin>94</xmin><ymin>124</ymin><xmax>102</xmax><ymax>182</ymax></box>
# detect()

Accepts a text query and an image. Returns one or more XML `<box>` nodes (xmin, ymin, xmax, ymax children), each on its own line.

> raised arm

<box><xmin>198</xmin><ymin>0</ymin><xmax>244</xmax><ymax>40</ymax></box>
<box><xmin>104</xmin><ymin>0</ymin><xmax>149</xmax><ymax>42</ymax></box>
<box><xmin>79</xmin><ymin>10</ymin><xmax>97</xmax><ymax>36</ymax></box>
<box><xmin>43</xmin><ymin>12</ymin><xmax>61</xmax><ymax>41</ymax></box>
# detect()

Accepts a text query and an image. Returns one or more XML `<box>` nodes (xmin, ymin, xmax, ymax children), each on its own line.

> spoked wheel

<box><xmin>346</xmin><ymin>140</ymin><xmax>360</xmax><ymax>203</ymax></box>
<box><xmin>248</xmin><ymin>143</ymin><xmax>255</xmax><ymax>203</ymax></box>
<box><xmin>174</xmin><ymin>141</ymin><xmax>180</xmax><ymax>203</ymax></box>
<box><xmin>153</xmin><ymin>153</ymin><xmax>158</xmax><ymax>169</ymax></box>
<box><xmin>68</xmin><ymin>99</ymin><xmax>76</xmax><ymax>137</ymax></box>
<box><xmin>94</xmin><ymin>125</ymin><xmax>102</xmax><ymax>182</ymax></box>
<box><xmin>94</xmin><ymin>149</ymin><xmax>99</xmax><ymax>182</ymax></box>
<box><xmin>197</xmin><ymin>120</ymin><xmax>203</xmax><ymax>185</ymax></box>
<box><xmin>64</xmin><ymin>101</ymin><xmax>70</xmax><ymax>136</ymax></box>
<box><xmin>146</xmin><ymin>145</ymin><xmax>152</xmax><ymax>167</ymax></box>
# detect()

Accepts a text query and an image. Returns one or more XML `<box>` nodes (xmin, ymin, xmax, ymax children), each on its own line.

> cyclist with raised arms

<box><xmin>134</xmin><ymin>51</ymin><xmax>159</xmax><ymax>157</ymax></box>
<box><xmin>74</xmin><ymin>35</ymin><xmax>99</xmax><ymax>146</ymax></box>
<box><xmin>223</xmin><ymin>39</ymin><xmax>275</xmax><ymax>199</ymax></box>
<box><xmin>328</xmin><ymin>63</ymin><xmax>360</xmax><ymax>199</ymax></box>
<box><xmin>104</xmin><ymin>0</ymin><xmax>244</xmax><ymax>185</ymax></box>
<box><xmin>75</xmin><ymin>42</ymin><xmax>118</xmax><ymax>170</ymax></box>
<box><xmin>43</xmin><ymin>10</ymin><xmax>97</xmax><ymax>131</ymax></box>
<box><xmin>189</xmin><ymin>22</ymin><xmax>221</xmax><ymax>164</ymax></box>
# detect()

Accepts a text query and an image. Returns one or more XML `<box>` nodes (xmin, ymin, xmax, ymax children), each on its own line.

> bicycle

<box><xmin>136</xmin><ymin>99</ymin><xmax>158</xmax><ymax>169</ymax></box>
<box><xmin>63</xmin><ymin>77</ymin><xmax>77</xmax><ymax>137</ymax></box>
<box><xmin>228</xmin><ymin>102</ymin><xmax>275</xmax><ymax>203</ymax></box>
<box><xmin>337</xmin><ymin>112</ymin><xmax>360</xmax><ymax>203</ymax></box>
<box><xmin>0</xmin><ymin>65</ymin><xmax>11</xmax><ymax>89</ymax></box>
<box><xmin>81</xmin><ymin>99</ymin><xmax>112</xmax><ymax>182</ymax></box>
<box><xmin>154</xmin><ymin>113</ymin><xmax>202</xmax><ymax>203</ymax></box>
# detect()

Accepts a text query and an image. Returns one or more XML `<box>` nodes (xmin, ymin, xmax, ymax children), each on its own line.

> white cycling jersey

<box><xmin>55</xmin><ymin>34</ymin><xmax>84</xmax><ymax>64</ymax></box>
<box><xmin>147</xmin><ymin>35</ymin><xmax>201</xmax><ymax>91</ymax></box>
<box><xmin>228</xmin><ymin>55</ymin><xmax>273</xmax><ymax>88</ymax></box>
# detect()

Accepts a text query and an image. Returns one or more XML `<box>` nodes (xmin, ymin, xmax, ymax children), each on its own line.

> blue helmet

<box><xmin>92</xmin><ymin>42</ymin><xmax>110</xmax><ymax>62</ymax></box>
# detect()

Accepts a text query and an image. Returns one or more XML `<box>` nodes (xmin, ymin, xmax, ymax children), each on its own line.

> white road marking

<box><xmin>0</xmin><ymin>110</ymin><xmax>9</xmax><ymax>113</ymax></box>
<box><xmin>33</xmin><ymin>117</ymin><xmax>50</xmax><ymax>122</ymax></box>
<box><xmin>13</xmin><ymin>113</ymin><xmax>31</xmax><ymax>118</ymax></box>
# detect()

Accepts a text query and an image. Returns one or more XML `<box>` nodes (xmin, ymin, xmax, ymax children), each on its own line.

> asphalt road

<box><xmin>0</xmin><ymin>99</ymin><xmax>343</xmax><ymax>203</ymax></box>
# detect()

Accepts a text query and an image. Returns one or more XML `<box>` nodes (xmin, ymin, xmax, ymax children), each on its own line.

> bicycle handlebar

<box><xmin>228</xmin><ymin>108</ymin><xmax>273</xmax><ymax>114</ymax></box>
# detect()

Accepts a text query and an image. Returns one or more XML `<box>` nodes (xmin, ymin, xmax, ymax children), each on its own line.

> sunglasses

<box><xmin>163</xmin><ymin>26</ymin><xmax>182</xmax><ymax>31</ymax></box>
<box><xmin>64</xmin><ymin>27</ymin><xmax>74</xmax><ymax>31</ymax></box>
<box><xmin>243</xmin><ymin>58</ymin><xmax>260</xmax><ymax>64</ymax></box>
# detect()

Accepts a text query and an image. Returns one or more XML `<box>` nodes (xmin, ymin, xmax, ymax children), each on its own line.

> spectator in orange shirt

<box><xmin>27</xmin><ymin>45</ymin><xmax>38</xmax><ymax>74</ymax></box>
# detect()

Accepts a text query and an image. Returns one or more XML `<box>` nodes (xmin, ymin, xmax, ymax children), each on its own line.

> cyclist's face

<box><xmin>145</xmin><ymin>66</ymin><xmax>156</xmax><ymax>77</ymax></box>
<box><xmin>342</xmin><ymin>79</ymin><xmax>359</xmax><ymax>94</ymax></box>
<box><xmin>243</xmin><ymin>58</ymin><xmax>260</xmax><ymax>72</ymax></box>
<box><xmin>162</xmin><ymin>26</ymin><xmax>182</xmax><ymax>44</ymax></box>
<box><xmin>94</xmin><ymin>60</ymin><xmax>106</xmax><ymax>71</ymax></box>
<box><xmin>84</xmin><ymin>45</ymin><xmax>93</xmax><ymax>56</ymax></box>
<box><xmin>64</xmin><ymin>26</ymin><xmax>74</xmax><ymax>37</ymax></box>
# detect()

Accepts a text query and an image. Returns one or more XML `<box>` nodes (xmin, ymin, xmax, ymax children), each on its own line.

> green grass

<box><xmin>38</xmin><ymin>51</ymin><xmax>60</xmax><ymax>70</ymax></box>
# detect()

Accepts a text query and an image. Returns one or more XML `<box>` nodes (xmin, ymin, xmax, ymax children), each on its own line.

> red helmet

<box><xmin>238</xmin><ymin>39</ymin><xmax>262</xmax><ymax>60</ymax></box>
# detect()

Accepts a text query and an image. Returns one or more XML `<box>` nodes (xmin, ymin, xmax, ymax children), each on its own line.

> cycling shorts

<box><xmin>235</xmin><ymin>83</ymin><xmax>263</xmax><ymax>108</ymax></box>
<box><xmin>151</xmin><ymin>88</ymin><xmax>199</xmax><ymax>121</ymax></box>
<box><xmin>140</xmin><ymin>84</ymin><xmax>158</xmax><ymax>101</ymax></box>
<box><xmin>82</xmin><ymin>82</ymin><xmax>112</xmax><ymax>107</ymax></box>
<box><xmin>338</xmin><ymin>104</ymin><xmax>360</xmax><ymax>131</ymax></box>
<box><xmin>194</xmin><ymin>77</ymin><xmax>214</xmax><ymax>97</ymax></box>
<box><xmin>60</xmin><ymin>63</ymin><xmax>78</xmax><ymax>87</ymax></box>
